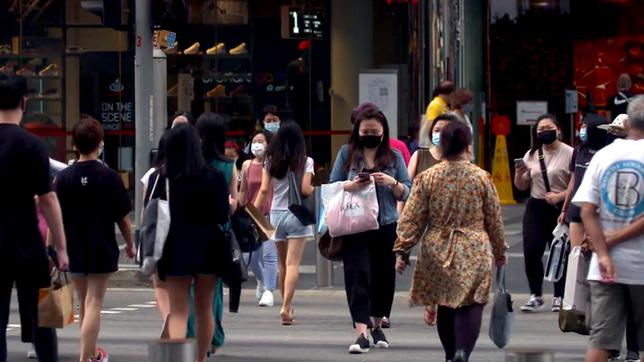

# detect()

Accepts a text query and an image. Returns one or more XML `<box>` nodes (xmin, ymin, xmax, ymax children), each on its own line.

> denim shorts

<box><xmin>270</xmin><ymin>210</ymin><xmax>314</xmax><ymax>241</ymax></box>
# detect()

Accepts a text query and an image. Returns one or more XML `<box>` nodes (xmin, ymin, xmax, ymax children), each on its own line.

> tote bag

<box><xmin>322</xmin><ymin>181</ymin><xmax>379</xmax><ymax>237</ymax></box>
<box><xmin>544</xmin><ymin>224</ymin><xmax>570</xmax><ymax>282</ymax></box>
<box><xmin>287</xmin><ymin>171</ymin><xmax>316</xmax><ymax>226</ymax></box>
<box><xmin>139</xmin><ymin>175</ymin><xmax>171</xmax><ymax>276</ymax></box>
<box><xmin>38</xmin><ymin>270</ymin><xmax>74</xmax><ymax>329</ymax></box>
<box><xmin>559</xmin><ymin>246</ymin><xmax>591</xmax><ymax>335</ymax></box>
<box><xmin>489</xmin><ymin>266</ymin><xmax>515</xmax><ymax>349</ymax></box>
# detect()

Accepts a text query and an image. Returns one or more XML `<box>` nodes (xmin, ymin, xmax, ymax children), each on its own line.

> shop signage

<box><xmin>281</xmin><ymin>7</ymin><xmax>324</xmax><ymax>40</ymax></box>
<box><xmin>516</xmin><ymin>101</ymin><xmax>548</xmax><ymax>126</ymax></box>
<box><xmin>565</xmin><ymin>90</ymin><xmax>578</xmax><ymax>114</ymax></box>
<box><xmin>100</xmin><ymin>78</ymin><xmax>134</xmax><ymax>131</ymax></box>
<box><xmin>359</xmin><ymin>69</ymin><xmax>399</xmax><ymax>138</ymax></box>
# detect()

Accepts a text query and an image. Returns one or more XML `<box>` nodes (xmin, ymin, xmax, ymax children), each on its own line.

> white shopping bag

<box><xmin>544</xmin><ymin>224</ymin><xmax>570</xmax><ymax>282</ymax></box>
<box><xmin>562</xmin><ymin>246</ymin><xmax>590</xmax><ymax>311</ymax></box>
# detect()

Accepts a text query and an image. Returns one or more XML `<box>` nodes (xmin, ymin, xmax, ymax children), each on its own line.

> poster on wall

<box><xmin>516</xmin><ymin>101</ymin><xmax>548</xmax><ymax>126</ymax></box>
<box><xmin>359</xmin><ymin>70</ymin><xmax>399</xmax><ymax>138</ymax></box>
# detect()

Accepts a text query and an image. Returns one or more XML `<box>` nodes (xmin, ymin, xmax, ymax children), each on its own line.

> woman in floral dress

<box><xmin>394</xmin><ymin>121</ymin><xmax>507</xmax><ymax>362</ymax></box>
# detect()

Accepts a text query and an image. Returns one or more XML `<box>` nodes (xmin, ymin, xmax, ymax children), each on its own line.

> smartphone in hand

<box><xmin>357</xmin><ymin>172</ymin><xmax>371</xmax><ymax>182</ymax></box>
<box><xmin>514</xmin><ymin>158</ymin><xmax>526</xmax><ymax>168</ymax></box>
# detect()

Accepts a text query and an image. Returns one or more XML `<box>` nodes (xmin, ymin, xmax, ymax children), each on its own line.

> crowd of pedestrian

<box><xmin>1</xmin><ymin>70</ymin><xmax>643</xmax><ymax>362</ymax></box>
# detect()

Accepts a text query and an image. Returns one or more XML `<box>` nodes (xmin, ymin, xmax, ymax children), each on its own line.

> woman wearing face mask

<box><xmin>330</xmin><ymin>107</ymin><xmax>411</xmax><ymax>354</ymax></box>
<box><xmin>262</xmin><ymin>105</ymin><xmax>281</xmax><ymax>134</ymax></box>
<box><xmin>239</xmin><ymin>130</ymin><xmax>278</xmax><ymax>307</ymax></box>
<box><xmin>407</xmin><ymin>113</ymin><xmax>458</xmax><ymax>180</ymax></box>
<box><xmin>514</xmin><ymin>114</ymin><xmax>573</xmax><ymax>313</ymax></box>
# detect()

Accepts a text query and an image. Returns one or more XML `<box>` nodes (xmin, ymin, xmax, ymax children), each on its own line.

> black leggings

<box><xmin>522</xmin><ymin>198</ymin><xmax>566</xmax><ymax>297</ymax></box>
<box><xmin>342</xmin><ymin>223</ymin><xmax>397</xmax><ymax>327</ymax></box>
<box><xmin>437</xmin><ymin>304</ymin><xmax>485</xmax><ymax>361</ymax></box>
<box><xmin>0</xmin><ymin>273</ymin><xmax>58</xmax><ymax>362</ymax></box>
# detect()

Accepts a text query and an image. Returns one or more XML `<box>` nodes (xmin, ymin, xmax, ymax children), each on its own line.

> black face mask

<box><xmin>537</xmin><ymin>130</ymin><xmax>557</xmax><ymax>145</ymax></box>
<box><xmin>359</xmin><ymin>135</ymin><xmax>383</xmax><ymax>149</ymax></box>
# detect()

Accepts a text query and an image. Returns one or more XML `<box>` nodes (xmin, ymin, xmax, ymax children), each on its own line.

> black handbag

<box><xmin>221</xmin><ymin>225</ymin><xmax>248</xmax><ymax>285</ymax></box>
<box><xmin>230</xmin><ymin>207</ymin><xmax>262</xmax><ymax>253</ymax></box>
<box><xmin>317</xmin><ymin>231</ymin><xmax>343</xmax><ymax>261</ymax></box>
<box><xmin>287</xmin><ymin>170</ymin><xmax>316</xmax><ymax>226</ymax></box>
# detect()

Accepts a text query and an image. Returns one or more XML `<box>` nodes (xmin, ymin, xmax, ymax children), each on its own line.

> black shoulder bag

<box><xmin>287</xmin><ymin>170</ymin><xmax>316</xmax><ymax>226</ymax></box>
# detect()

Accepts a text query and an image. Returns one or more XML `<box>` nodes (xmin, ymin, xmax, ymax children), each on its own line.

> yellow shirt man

<box><xmin>425</xmin><ymin>96</ymin><xmax>449</xmax><ymax>123</ymax></box>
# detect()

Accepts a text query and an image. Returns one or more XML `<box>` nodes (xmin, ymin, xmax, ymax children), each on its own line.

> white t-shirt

<box><xmin>141</xmin><ymin>167</ymin><xmax>157</xmax><ymax>189</ymax></box>
<box><xmin>270</xmin><ymin>157</ymin><xmax>315</xmax><ymax>211</ymax></box>
<box><xmin>572</xmin><ymin>139</ymin><xmax>644</xmax><ymax>285</ymax></box>
<box><xmin>523</xmin><ymin>143</ymin><xmax>574</xmax><ymax>199</ymax></box>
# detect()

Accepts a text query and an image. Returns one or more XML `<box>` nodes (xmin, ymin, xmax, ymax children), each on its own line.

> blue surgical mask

<box><xmin>579</xmin><ymin>127</ymin><xmax>588</xmax><ymax>143</ymax></box>
<box><xmin>264</xmin><ymin>122</ymin><xmax>280</xmax><ymax>133</ymax></box>
<box><xmin>431</xmin><ymin>132</ymin><xmax>441</xmax><ymax>146</ymax></box>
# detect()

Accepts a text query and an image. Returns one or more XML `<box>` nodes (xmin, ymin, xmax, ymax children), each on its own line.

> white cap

<box><xmin>598</xmin><ymin>114</ymin><xmax>628</xmax><ymax>135</ymax></box>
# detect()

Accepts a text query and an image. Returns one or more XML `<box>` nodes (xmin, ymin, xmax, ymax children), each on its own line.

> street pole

<box><xmin>134</xmin><ymin>0</ymin><xmax>153</xmax><ymax>231</ymax></box>
<box><xmin>152</xmin><ymin>47</ymin><xmax>167</xmax><ymax>145</ymax></box>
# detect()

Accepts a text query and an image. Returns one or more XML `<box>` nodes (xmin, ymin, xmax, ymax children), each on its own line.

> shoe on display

<box><xmin>0</xmin><ymin>61</ymin><xmax>17</xmax><ymax>74</ymax></box>
<box><xmin>371</xmin><ymin>327</ymin><xmax>390</xmax><ymax>349</ymax></box>
<box><xmin>38</xmin><ymin>63</ymin><xmax>58</xmax><ymax>77</ymax></box>
<box><xmin>167</xmin><ymin>84</ymin><xmax>178</xmax><ymax>96</ymax></box>
<box><xmin>348</xmin><ymin>334</ymin><xmax>370</xmax><ymax>354</ymax></box>
<box><xmin>229</xmin><ymin>42</ymin><xmax>247</xmax><ymax>55</ymax></box>
<box><xmin>206</xmin><ymin>42</ymin><xmax>226</xmax><ymax>55</ymax></box>
<box><xmin>163</xmin><ymin>42</ymin><xmax>178</xmax><ymax>55</ymax></box>
<box><xmin>183</xmin><ymin>42</ymin><xmax>200</xmax><ymax>55</ymax></box>
<box><xmin>258</xmin><ymin>290</ymin><xmax>274</xmax><ymax>307</ymax></box>
<box><xmin>206</xmin><ymin>84</ymin><xmax>226</xmax><ymax>98</ymax></box>
<box><xmin>0</xmin><ymin>44</ymin><xmax>11</xmax><ymax>54</ymax></box>
<box><xmin>230</xmin><ymin>84</ymin><xmax>246</xmax><ymax>97</ymax></box>
<box><xmin>16</xmin><ymin>66</ymin><xmax>35</xmax><ymax>76</ymax></box>
<box><xmin>551</xmin><ymin>297</ymin><xmax>562</xmax><ymax>312</ymax></box>
<box><xmin>520</xmin><ymin>295</ymin><xmax>545</xmax><ymax>312</ymax></box>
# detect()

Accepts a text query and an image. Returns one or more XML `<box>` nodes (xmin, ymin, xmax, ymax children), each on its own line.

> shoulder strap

<box><xmin>537</xmin><ymin>147</ymin><xmax>552</xmax><ymax>193</ymax></box>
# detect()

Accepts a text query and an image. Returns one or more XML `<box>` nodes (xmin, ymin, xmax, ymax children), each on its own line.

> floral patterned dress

<box><xmin>394</xmin><ymin>161</ymin><xmax>507</xmax><ymax>308</ymax></box>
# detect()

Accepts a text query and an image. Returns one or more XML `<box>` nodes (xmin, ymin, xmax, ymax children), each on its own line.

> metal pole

<box><xmin>153</xmin><ymin>48</ymin><xmax>168</xmax><ymax>144</ymax></box>
<box><xmin>134</xmin><ymin>0</ymin><xmax>153</xmax><ymax>230</ymax></box>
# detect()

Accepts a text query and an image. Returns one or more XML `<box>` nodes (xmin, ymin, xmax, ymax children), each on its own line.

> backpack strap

<box><xmin>537</xmin><ymin>147</ymin><xmax>552</xmax><ymax>194</ymax></box>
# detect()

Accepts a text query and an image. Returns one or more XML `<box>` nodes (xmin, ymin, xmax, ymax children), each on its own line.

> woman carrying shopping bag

<box><xmin>329</xmin><ymin>106</ymin><xmax>411</xmax><ymax>354</ymax></box>
<box><xmin>254</xmin><ymin>121</ymin><xmax>315</xmax><ymax>325</ymax></box>
<box><xmin>395</xmin><ymin>121</ymin><xmax>507</xmax><ymax>362</ymax></box>
<box><xmin>514</xmin><ymin>114</ymin><xmax>573</xmax><ymax>312</ymax></box>
<box><xmin>239</xmin><ymin>130</ymin><xmax>278</xmax><ymax>307</ymax></box>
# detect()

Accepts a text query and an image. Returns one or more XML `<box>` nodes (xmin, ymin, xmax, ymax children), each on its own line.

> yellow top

<box><xmin>425</xmin><ymin>96</ymin><xmax>449</xmax><ymax>122</ymax></box>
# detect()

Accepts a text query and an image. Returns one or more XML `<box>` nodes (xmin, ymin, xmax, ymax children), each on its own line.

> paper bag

<box><xmin>38</xmin><ymin>270</ymin><xmax>74</xmax><ymax>329</ymax></box>
<box><xmin>245</xmin><ymin>204</ymin><xmax>275</xmax><ymax>240</ymax></box>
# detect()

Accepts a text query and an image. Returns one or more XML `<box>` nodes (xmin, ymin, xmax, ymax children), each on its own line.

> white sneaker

<box><xmin>27</xmin><ymin>350</ymin><xmax>37</xmax><ymax>359</ymax></box>
<box><xmin>520</xmin><ymin>294</ymin><xmax>545</xmax><ymax>312</ymax></box>
<box><xmin>258</xmin><ymin>290</ymin><xmax>274</xmax><ymax>307</ymax></box>
<box><xmin>255</xmin><ymin>281</ymin><xmax>265</xmax><ymax>300</ymax></box>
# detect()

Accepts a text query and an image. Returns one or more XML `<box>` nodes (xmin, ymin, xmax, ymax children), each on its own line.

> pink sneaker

<box><xmin>92</xmin><ymin>347</ymin><xmax>109</xmax><ymax>362</ymax></box>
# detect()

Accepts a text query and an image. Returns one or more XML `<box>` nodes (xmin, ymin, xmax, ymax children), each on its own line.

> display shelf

<box><xmin>203</xmin><ymin>95</ymin><xmax>252</xmax><ymax>102</ymax></box>
<box><xmin>166</xmin><ymin>53</ymin><xmax>250</xmax><ymax>60</ymax></box>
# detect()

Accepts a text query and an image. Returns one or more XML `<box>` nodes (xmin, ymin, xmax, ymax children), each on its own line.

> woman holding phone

<box><xmin>514</xmin><ymin>114</ymin><xmax>573</xmax><ymax>313</ymax></box>
<box><xmin>330</xmin><ymin>106</ymin><xmax>411</xmax><ymax>354</ymax></box>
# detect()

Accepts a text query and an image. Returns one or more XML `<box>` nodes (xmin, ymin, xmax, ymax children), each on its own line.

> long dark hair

<box><xmin>441</xmin><ymin>121</ymin><xmax>472</xmax><ymax>159</ymax></box>
<box><xmin>266</xmin><ymin>121</ymin><xmax>307</xmax><ymax>179</ymax></box>
<box><xmin>345</xmin><ymin>107</ymin><xmax>394</xmax><ymax>171</ymax></box>
<box><xmin>249</xmin><ymin>129</ymin><xmax>273</xmax><ymax>160</ymax></box>
<box><xmin>196</xmin><ymin>112</ymin><xmax>230</xmax><ymax>163</ymax></box>
<box><xmin>529</xmin><ymin>113</ymin><xmax>561</xmax><ymax>156</ymax></box>
<box><xmin>164</xmin><ymin>124</ymin><xmax>206</xmax><ymax>179</ymax></box>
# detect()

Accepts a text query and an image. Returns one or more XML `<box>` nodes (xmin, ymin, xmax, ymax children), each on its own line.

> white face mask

<box><xmin>251</xmin><ymin>143</ymin><xmax>266</xmax><ymax>157</ymax></box>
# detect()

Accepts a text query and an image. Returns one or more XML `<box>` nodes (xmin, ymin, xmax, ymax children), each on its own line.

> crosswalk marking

<box><xmin>111</xmin><ymin>307</ymin><xmax>138</xmax><ymax>311</ymax></box>
<box><xmin>128</xmin><ymin>304</ymin><xmax>156</xmax><ymax>308</ymax></box>
<box><xmin>100</xmin><ymin>310</ymin><xmax>121</xmax><ymax>314</ymax></box>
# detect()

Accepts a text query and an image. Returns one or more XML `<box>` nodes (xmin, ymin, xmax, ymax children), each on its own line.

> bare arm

<box><xmin>118</xmin><ymin>216</ymin><xmax>136</xmax><ymax>259</ymax></box>
<box><xmin>253</xmin><ymin>168</ymin><xmax>272</xmax><ymax>209</ymax></box>
<box><xmin>558</xmin><ymin>175</ymin><xmax>575</xmax><ymax>223</ymax></box>
<box><xmin>301</xmin><ymin>172</ymin><xmax>314</xmax><ymax>197</ymax></box>
<box><xmin>38</xmin><ymin>192</ymin><xmax>69</xmax><ymax>269</ymax></box>
<box><xmin>606</xmin><ymin>216</ymin><xmax>644</xmax><ymax>249</ymax></box>
<box><xmin>407</xmin><ymin>151</ymin><xmax>419</xmax><ymax>180</ymax></box>
<box><xmin>238</xmin><ymin>161</ymin><xmax>251</xmax><ymax>207</ymax></box>
<box><xmin>229</xmin><ymin>167</ymin><xmax>239</xmax><ymax>212</ymax></box>
<box><xmin>513</xmin><ymin>163</ymin><xmax>531</xmax><ymax>191</ymax></box>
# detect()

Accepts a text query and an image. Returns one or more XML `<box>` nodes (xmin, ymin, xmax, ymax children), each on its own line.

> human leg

<box><xmin>369</xmin><ymin>224</ymin><xmax>396</xmax><ymax>326</ymax></box>
<box><xmin>152</xmin><ymin>273</ymin><xmax>170</xmax><ymax>320</ymax></box>
<box><xmin>281</xmin><ymin>237</ymin><xmax>307</xmax><ymax>323</ymax></box>
<box><xmin>436</xmin><ymin>306</ymin><xmax>456</xmax><ymax>361</ymax></box>
<box><xmin>586</xmin><ymin>282</ymin><xmax>627</xmax><ymax>362</ymax></box>
<box><xmin>342</xmin><ymin>234</ymin><xmax>372</xmax><ymax>336</ymax></box>
<box><xmin>454</xmin><ymin>303</ymin><xmax>485</xmax><ymax>361</ymax></box>
<box><xmin>193</xmin><ymin>276</ymin><xmax>216</xmax><ymax>362</ymax></box>
<box><xmin>522</xmin><ymin>199</ymin><xmax>548</xmax><ymax>297</ymax></box>
<box><xmin>626</xmin><ymin>285</ymin><xmax>644</xmax><ymax>356</ymax></box>
<box><xmin>165</xmin><ymin>276</ymin><xmax>192</xmax><ymax>340</ymax></box>
<box><xmin>75</xmin><ymin>274</ymin><xmax>110</xmax><ymax>361</ymax></box>
<box><xmin>262</xmin><ymin>240</ymin><xmax>278</xmax><ymax>291</ymax></box>
<box><xmin>275</xmin><ymin>241</ymin><xmax>288</xmax><ymax>301</ymax></box>
<box><xmin>71</xmin><ymin>276</ymin><xmax>88</xmax><ymax>329</ymax></box>
<box><xmin>0</xmin><ymin>274</ymin><xmax>14</xmax><ymax>362</ymax></box>
<box><xmin>15</xmin><ymin>279</ymin><xmax>57</xmax><ymax>362</ymax></box>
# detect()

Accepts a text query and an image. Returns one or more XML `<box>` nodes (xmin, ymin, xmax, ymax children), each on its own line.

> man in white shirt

<box><xmin>572</xmin><ymin>95</ymin><xmax>644</xmax><ymax>362</ymax></box>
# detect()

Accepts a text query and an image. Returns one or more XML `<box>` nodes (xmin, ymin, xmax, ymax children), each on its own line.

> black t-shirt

<box><xmin>0</xmin><ymin>124</ymin><xmax>50</xmax><ymax>267</ymax></box>
<box><xmin>55</xmin><ymin>160</ymin><xmax>132</xmax><ymax>273</ymax></box>
<box><xmin>566</xmin><ymin>146</ymin><xmax>597</xmax><ymax>221</ymax></box>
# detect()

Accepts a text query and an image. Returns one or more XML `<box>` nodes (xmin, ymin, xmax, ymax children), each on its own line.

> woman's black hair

<box><xmin>150</xmin><ymin>131</ymin><xmax>170</xmax><ymax>168</ymax></box>
<box><xmin>266</xmin><ymin>121</ymin><xmax>307</xmax><ymax>179</ymax></box>
<box><xmin>163</xmin><ymin>124</ymin><xmax>206</xmax><ymax>179</ymax></box>
<box><xmin>345</xmin><ymin>107</ymin><xmax>394</xmax><ymax>171</ymax></box>
<box><xmin>249</xmin><ymin>129</ymin><xmax>273</xmax><ymax>160</ymax></box>
<box><xmin>529</xmin><ymin>113</ymin><xmax>561</xmax><ymax>156</ymax></box>
<box><xmin>196</xmin><ymin>112</ymin><xmax>230</xmax><ymax>163</ymax></box>
<box><xmin>429</xmin><ymin>113</ymin><xmax>460</xmax><ymax>135</ymax></box>
<box><xmin>440</xmin><ymin>121</ymin><xmax>472</xmax><ymax>160</ymax></box>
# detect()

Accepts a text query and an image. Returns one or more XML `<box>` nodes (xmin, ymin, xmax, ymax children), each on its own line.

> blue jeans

<box><xmin>243</xmin><ymin>240</ymin><xmax>278</xmax><ymax>291</ymax></box>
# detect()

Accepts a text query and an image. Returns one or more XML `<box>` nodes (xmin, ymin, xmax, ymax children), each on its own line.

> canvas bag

<box><xmin>559</xmin><ymin>246</ymin><xmax>591</xmax><ymax>335</ymax></box>
<box><xmin>544</xmin><ymin>224</ymin><xmax>570</xmax><ymax>282</ymax></box>
<box><xmin>38</xmin><ymin>270</ymin><xmax>74</xmax><ymax>329</ymax></box>
<box><xmin>321</xmin><ymin>181</ymin><xmax>379</xmax><ymax>237</ymax></box>
<box><xmin>139</xmin><ymin>175</ymin><xmax>171</xmax><ymax>276</ymax></box>
<box><xmin>489</xmin><ymin>266</ymin><xmax>515</xmax><ymax>349</ymax></box>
